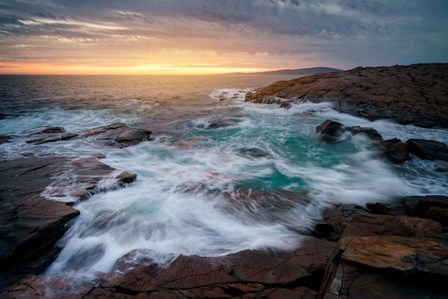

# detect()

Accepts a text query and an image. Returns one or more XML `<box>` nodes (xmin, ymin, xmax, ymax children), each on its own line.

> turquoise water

<box><xmin>0</xmin><ymin>75</ymin><xmax>446</xmax><ymax>280</ymax></box>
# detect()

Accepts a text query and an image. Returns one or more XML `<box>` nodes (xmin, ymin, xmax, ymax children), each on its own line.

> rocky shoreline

<box><xmin>0</xmin><ymin>123</ymin><xmax>151</xmax><ymax>293</ymax></box>
<box><xmin>245</xmin><ymin>63</ymin><xmax>448</xmax><ymax>128</ymax></box>
<box><xmin>1</xmin><ymin>64</ymin><xmax>448</xmax><ymax>298</ymax></box>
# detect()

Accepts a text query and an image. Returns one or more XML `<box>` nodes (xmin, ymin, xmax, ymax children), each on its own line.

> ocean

<box><xmin>1</xmin><ymin>74</ymin><xmax>447</xmax><ymax>280</ymax></box>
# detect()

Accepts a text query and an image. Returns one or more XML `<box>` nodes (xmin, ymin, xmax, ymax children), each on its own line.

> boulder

<box><xmin>237</xmin><ymin>147</ymin><xmax>270</xmax><ymax>158</ymax></box>
<box><xmin>381</xmin><ymin>138</ymin><xmax>410</xmax><ymax>163</ymax></box>
<box><xmin>346</xmin><ymin>126</ymin><xmax>383</xmax><ymax>141</ymax></box>
<box><xmin>315</xmin><ymin>120</ymin><xmax>384</xmax><ymax>144</ymax></box>
<box><xmin>315</xmin><ymin>120</ymin><xmax>345</xmax><ymax>143</ymax></box>
<box><xmin>406</xmin><ymin>138</ymin><xmax>448</xmax><ymax>161</ymax></box>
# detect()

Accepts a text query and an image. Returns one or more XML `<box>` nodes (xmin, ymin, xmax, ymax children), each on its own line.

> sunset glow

<box><xmin>0</xmin><ymin>62</ymin><xmax>268</xmax><ymax>75</ymax></box>
<box><xmin>1</xmin><ymin>1</ymin><xmax>447</xmax><ymax>75</ymax></box>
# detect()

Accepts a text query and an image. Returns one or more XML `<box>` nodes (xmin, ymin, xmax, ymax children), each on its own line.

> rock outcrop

<box><xmin>3</xmin><ymin>237</ymin><xmax>337</xmax><ymax>298</ymax></box>
<box><xmin>246</xmin><ymin>64</ymin><xmax>448</xmax><ymax>128</ymax></box>
<box><xmin>315</xmin><ymin>119</ymin><xmax>448</xmax><ymax>164</ymax></box>
<box><xmin>317</xmin><ymin>196</ymin><xmax>448</xmax><ymax>298</ymax></box>
<box><xmin>0</xmin><ymin>156</ymin><xmax>137</xmax><ymax>292</ymax></box>
<box><xmin>25</xmin><ymin>123</ymin><xmax>152</xmax><ymax>148</ymax></box>
<box><xmin>406</xmin><ymin>138</ymin><xmax>448</xmax><ymax>162</ymax></box>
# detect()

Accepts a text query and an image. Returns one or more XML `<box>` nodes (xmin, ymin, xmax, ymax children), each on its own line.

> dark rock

<box><xmin>26</xmin><ymin>132</ymin><xmax>79</xmax><ymax>144</ymax></box>
<box><xmin>237</xmin><ymin>147</ymin><xmax>270</xmax><ymax>158</ymax></box>
<box><xmin>0</xmin><ymin>135</ymin><xmax>11</xmax><ymax>144</ymax></box>
<box><xmin>315</xmin><ymin>120</ymin><xmax>345</xmax><ymax>143</ymax></box>
<box><xmin>381</xmin><ymin>138</ymin><xmax>410</xmax><ymax>163</ymax></box>
<box><xmin>25</xmin><ymin>123</ymin><xmax>152</xmax><ymax>148</ymax></box>
<box><xmin>402</xmin><ymin>195</ymin><xmax>448</xmax><ymax>226</ymax></box>
<box><xmin>346</xmin><ymin>126</ymin><xmax>383</xmax><ymax>141</ymax></box>
<box><xmin>205</xmin><ymin>119</ymin><xmax>235</xmax><ymax>129</ymax></box>
<box><xmin>406</xmin><ymin>138</ymin><xmax>448</xmax><ymax>161</ymax></box>
<box><xmin>0</xmin><ymin>157</ymin><xmax>80</xmax><ymax>291</ymax></box>
<box><xmin>366</xmin><ymin>202</ymin><xmax>393</xmax><ymax>215</ymax></box>
<box><xmin>0</xmin><ymin>156</ymin><xmax>137</xmax><ymax>292</ymax></box>
<box><xmin>78</xmin><ymin>123</ymin><xmax>152</xmax><ymax>148</ymax></box>
<box><xmin>31</xmin><ymin>126</ymin><xmax>66</xmax><ymax>134</ymax></box>
<box><xmin>316</xmin><ymin>120</ymin><xmax>384</xmax><ymax>144</ymax></box>
<box><xmin>246</xmin><ymin>63</ymin><xmax>448</xmax><ymax>128</ymax></box>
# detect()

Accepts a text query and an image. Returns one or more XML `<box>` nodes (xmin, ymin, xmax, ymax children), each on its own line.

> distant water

<box><xmin>0</xmin><ymin>75</ymin><xmax>447</xmax><ymax>280</ymax></box>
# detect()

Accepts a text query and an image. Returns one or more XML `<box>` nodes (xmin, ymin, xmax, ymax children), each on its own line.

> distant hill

<box><xmin>250</xmin><ymin>67</ymin><xmax>343</xmax><ymax>76</ymax></box>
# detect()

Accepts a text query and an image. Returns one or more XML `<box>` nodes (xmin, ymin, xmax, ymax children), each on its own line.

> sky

<box><xmin>0</xmin><ymin>0</ymin><xmax>447</xmax><ymax>75</ymax></box>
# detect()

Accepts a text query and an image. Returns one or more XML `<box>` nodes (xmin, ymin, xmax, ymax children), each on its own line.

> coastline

<box><xmin>0</xmin><ymin>64</ymin><xmax>447</xmax><ymax>298</ymax></box>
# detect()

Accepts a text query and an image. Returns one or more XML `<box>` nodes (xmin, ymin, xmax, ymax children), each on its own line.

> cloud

<box><xmin>0</xmin><ymin>0</ymin><xmax>447</xmax><ymax>71</ymax></box>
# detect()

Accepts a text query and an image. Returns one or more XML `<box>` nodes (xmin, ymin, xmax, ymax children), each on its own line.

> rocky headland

<box><xmin>245</xmin><ymin>63</ymin><xmax>448</xmax><ymax>128</ymax></box>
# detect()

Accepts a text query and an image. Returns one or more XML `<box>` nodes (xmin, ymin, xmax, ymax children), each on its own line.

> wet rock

<box><xmin>316</xmin><ymin>120</ymin><xmax>384</xmax><ymax>144</ymax></box>
<box><xmin>25</xmin><ymin>123</ymin><xmax>152</xmax><ymax>148</ymax></box>
<box><xmin>91</xmin><ymin>237</ymin><xmax>334</xmax><ymax>297</ymax></box>
<box><xmin>381</xmin><ymin>138</ymin><xmax>410</xmax><ymax>163</ymax></box>
<box><xmin>26</xmin><ymin>132</ymin><xmax>79</xmax><ymax>144</ymax></box>
<box><xmin>46</xmin><ymin>156</ymin><xmax>137</xmax><ymax>203</ymax></box>
<box><xmin>2</xmin><ymin>274</ymin><xmax>95</xmax><ymax>299</ymax></box>
<box><xmin>0</xmin><ymin>156</ymin><xmax>137</xmax><ymax>291</ymax></box>
<box><xmin>406</xmin><ymin>138</ymin><xmax>448</xmax><ymax>161</ymax></box>
<box><xmin>237</xmin><ymin>147</ymin><xmax>270</xmax><ymax>158</ymax></box>
<box><xmin>79</xmin><ymin>123</ymin><xmax>152</xmax><ymax>148</ymax></box>
<box><xmin>0</xmin><ymin>157</ymin><xmax>80</xmax><ymax>291</ymax></box>
<box><xmin>319</xmin><ymin>204</ymin><xmax>442</xmax><ymax>241</ymax></box>
<box><xmin>320</xmin><ymin>235</ymin><xmax>448</xmax><ymax>298</ymax></box>
<box><xmin>6</xmin><ymin>237</ymin><xmax>336</xmax><ymax>298</ymax></box>
<box><xmin>112</xmin><ymin>249</ymin><xmax>155</xmax><ymax>273</ymax></box>
<box><xmin>246</xmin><ymin>63</ymin><xmax>448</xmax><ymax>128</ymax></box>
<box><xmin>402</xmin><ymin>195</ymin><xmax>448</xmax><ymax>226</ymax></box>
<box><xmin>315</xmin><ymin>120</ymin><xmax>345</xmax><ymax>143</ymax></box>
<box><xmin>205</xmin><ymin>119</ymin><xmax>235</xmax><ymax>129</ymax></box>
<box><xmin>31</xmin><ymin>126</ymin><xmax>66</xmax><ymax>134</ymax></box>
<box><xmin>365</xmin><ymin>201</ymin><xmax>405</xmax><ymax>215</ymax></box>
<box><xmin>322</xmin><ymin>261</ymin><xmax>447</xmax><ymax>299</ymax></box>
<box><xmin>224</xmin><ymin>189</ymin><xmax>311</xmax><ymax>232</ymax></box>
<box><xmin>346</xmin><ymin>126</ymin><xmax>383</xmax><ymax>141</ymax></box>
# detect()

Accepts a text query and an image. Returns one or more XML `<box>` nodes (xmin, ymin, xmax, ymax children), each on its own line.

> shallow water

<box><xmin>0</xmin><ymin>75</ymin><xmax>447</xmax><ymax>280</ymax></box>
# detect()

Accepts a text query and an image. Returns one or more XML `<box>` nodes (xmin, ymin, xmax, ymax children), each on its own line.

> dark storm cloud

<box><xmin>0</xmin><ymin>0</ymin><xmax>447</xmax><ymax>68</ymax></box>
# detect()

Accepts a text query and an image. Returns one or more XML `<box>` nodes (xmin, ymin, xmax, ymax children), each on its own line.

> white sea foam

<box><xmin>209</xmin><ymin>88</ymin><xmax>253</xmax><ymax>103</ymax></box>
<box><xmin>45</xmin><ymin>94</ymin><xmax>448</xmax><ymax>279</ymax></box>
<box><xmin>0</xmin><ymin>82</ymin><xmax>439</xmax><ymax>281</ymax></box>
